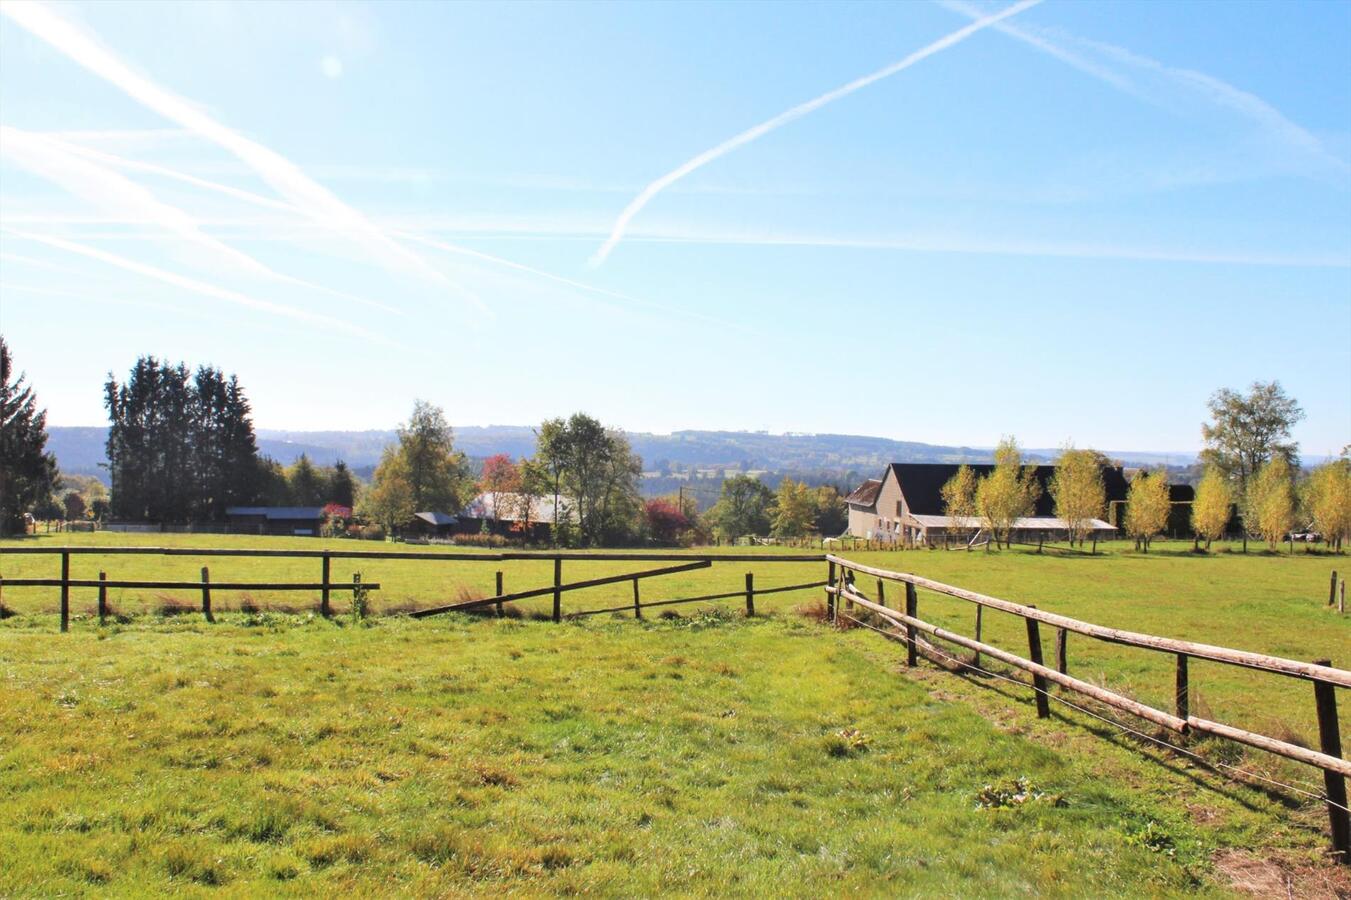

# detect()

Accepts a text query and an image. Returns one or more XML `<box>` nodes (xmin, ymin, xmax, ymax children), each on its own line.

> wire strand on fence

<box><xmin>835</xmin><ymin>611</ymin><xmax>1349</xmax><ymax>814</ymax></box>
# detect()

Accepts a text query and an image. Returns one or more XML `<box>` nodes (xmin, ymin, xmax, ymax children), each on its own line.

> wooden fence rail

<box><xmin>825</xmin><ymin>553</ymin><xmax>1350</xmax><ymax>863</ymax></box>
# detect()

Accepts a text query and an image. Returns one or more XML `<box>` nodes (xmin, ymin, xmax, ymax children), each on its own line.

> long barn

<box><xmin>845</xmin><ymin>463</ymin><xmax>1128</xmax><ymax>546</ymax></box>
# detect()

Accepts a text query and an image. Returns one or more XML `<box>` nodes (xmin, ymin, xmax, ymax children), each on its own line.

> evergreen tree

<box><xmin>287</xmin><ymin>454</ymin><xmax>326</xmax><ymax>506</ymax></box>
<box><xmin>328</xmin><ymin>460</ymin><xmax>357</xmax><ymax>508</ymax></box>
<box><xmin>105</xmin><ymin>355</ymin><xmax>262</xmax><ymax>522</ymax></box>
<box><xmin>0</xmin><ymin>337</ymin><xmax>59</xmax><ymax>534</ymax></box>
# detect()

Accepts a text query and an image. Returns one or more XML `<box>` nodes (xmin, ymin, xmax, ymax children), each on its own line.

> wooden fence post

<box><xmin>1175</xmin><ymin>654</ymin><xmax>1189</xmax><ymax>721</ymax></box>
<box><xmin>552</xmin><ymin>557</ymin><xmax>562</xmax><ymax>623</ymax></box>
<box><xmin>632</xmin><ymin>577</ymin><xmax>642</xmax><ymax>620</ymax></box>
<box><xmin>1055</xmin><ymin>628</ymin><xmax>1068</xmax><ymax>676</ymax></box>
<box><xmin>972</xmin><ymin>602</ymin><xmax>983</xmax><ymax>664</ymax></box>
<box><xmin>60</xmin><ymin>549</ymin><xmax>70</xmax><ymax>633</ymax></box>
<box><xmin>200</xmin><ymin>566</ymin><xmax>214</xmax><ymax>623</ymax></box>
<box><xmin>876</xmin><ymin>578</ymin><xmax>885</xmax><ymax>608</ymax></box>
<box><xmin>495</xmin><ymin>571</ymin><xmax>504</xmax><ymax>618</ymax></box>
<box><xmin>745</xmin><ymin>572</ymin><xmax>755</xmax><ymax>617</ymax></box>
<box><xmin>1312</xmin><ymin>659</ymin><xmax>1350</xmax><ymax>864</ymax></box>
<box><xmin>1332</xmin><ymin>571</ymin><xmax>1339</xmax><ymax>607</ymax></box>
<box><xmin>1341</xmin><ymin>580</ymin><xmax>1346</xmax><ymax>616</ymax></box>
<box><xmin>321</xmin><ymin>551</ymin><xmax>331</xmax><ymax>617</ymax></box>
<box><xmin>904</xmin><ymin>582</ymin><xmax>918</xmax><ymax>668</ymax></box>
<box><xmin>826</xmin><ymin>560</ymin><xmax>836</xmax><ymax>622</ymax></box>
<box><xmin>98</xmin><ymin>571</ymin><xmax>107</xmax><ymax>624</ymax></box>
<box><xmin>1025</xmin><ymin>607</ymin><xmax>1050</xmax><ymax>718</ymax></box>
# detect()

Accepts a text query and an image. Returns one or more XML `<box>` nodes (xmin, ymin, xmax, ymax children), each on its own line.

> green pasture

<box><xmin>1</xmin><ymin>533</ymin><xmax>1348</xmax><ymax>894</ymax></box>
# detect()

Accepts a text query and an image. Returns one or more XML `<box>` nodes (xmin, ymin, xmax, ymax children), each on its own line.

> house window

<box><xmin>896</xmin><ymin>501</ymin><xmax>903</xmax><ymax>516</ymax></box>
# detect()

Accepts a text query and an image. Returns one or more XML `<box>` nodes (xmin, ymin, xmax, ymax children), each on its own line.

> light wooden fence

<box><xmin>824</xmin><ymin>554</ymin><xmax>1350</xmax><ymax>863</ymax></box>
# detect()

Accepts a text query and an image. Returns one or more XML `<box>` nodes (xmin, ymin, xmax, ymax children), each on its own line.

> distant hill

<box><xmin>46</xmin><ymin>425</ymin><xmax>1197</xmax><ymax>485</ymax></box>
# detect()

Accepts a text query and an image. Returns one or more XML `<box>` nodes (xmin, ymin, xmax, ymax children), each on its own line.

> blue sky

<box><xmin>0</xmin><ymin>0</ymin><xmax>1347</xmax><ymax>456</ymax></box>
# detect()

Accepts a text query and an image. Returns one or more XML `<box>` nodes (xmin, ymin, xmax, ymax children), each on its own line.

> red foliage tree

<box><xmin>644</xmin><ymin>498</ymin><xmax>689</xmax><ymax>545</ymax></box>
<box><xmin>479</xmin><ymin>453</ymin><xmax>522</xmax><ymax>519</ymax></box>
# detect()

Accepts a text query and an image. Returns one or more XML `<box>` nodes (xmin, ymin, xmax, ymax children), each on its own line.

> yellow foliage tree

<box><xmin>1190</xmin><ymin>467</ymin><xmax>1233</xmax><ymax>551</ymax></box>
<box><xmin>1303</xmin><ymin>460</ymin><xmax>1351</xmax><ymax>551</ymax></box>
<box><xmin>1124</xmin><ymin>470</ymin><xmax>1170</xmax><ymax>552</ymax></box>
<box><xmin>1050</xmin><ymin>446</ymin><xmax>1106</xmax><ymax>547</ymax></box>
<box><xmin>360</xmin><ymin>446</ymin><xmax>414</xmax><ymax>533</ymax></box>
<box><xmin>771</xmin><ymin>478</ymin><xmax>817</xmax><ymax>539</ymax></box>
<box><xmin>940</xmin><ymin>464</ymin><xmax>979</xmax><ymax>546</ymax></box>
<box><xmin>976</xmin><ymin>438</ymin><xmax>1041</xmax><ymax>550</ymax></box>
<box><xmin>1246</xmin><ymin>457</ymin><xmax>1297</xmax><ymax>550</ymax></box>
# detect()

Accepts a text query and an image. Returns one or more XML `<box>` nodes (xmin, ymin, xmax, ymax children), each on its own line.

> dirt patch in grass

<box><xmin>1212</xmin><ymin>849</ymin><xmax>1350</xmax><ymax>899</ymax></box>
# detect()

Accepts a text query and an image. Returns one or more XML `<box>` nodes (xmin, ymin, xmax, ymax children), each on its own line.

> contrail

<box><xmin>3</xmin><ymin>228</ymin><xmax>375</xmax><ymax>339</ymax></box>
<box><xmin>397</xmin><ymin>231</ymin><xmax>740</xmax><ymax>329</ymax></box>
<box><xmin>30</xmin><ymin>138</ymin><xmax>707</xmax><ymax>324</ymax></box>
<box><xmin>0</xmin><ymin>126</ymin><xmax>401</xmax><ymax>315</ymax></box>
<box><xmin>3</xmin><ymin>128</ymin><xmax>404</xmax><ymax>315</ymax></box>
<box><xmin>589</xmin><ymin>0</ymin><xmax>1042</xmax><ymax>267</ymax></box>
<box><xmin>0</xmin><ymin>0</ymin><xmax>450</xmax><ymax>286</ymax></box>
<box><xmin>939</xmin><ymin>0</ymin><xmax>1347</xmax><ymax>174</ymax></box>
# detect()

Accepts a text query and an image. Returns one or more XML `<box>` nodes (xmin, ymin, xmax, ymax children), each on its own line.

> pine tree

<box><xmin>328</xmin><ymin>460</ymin><xmax>357</xmax><ymax>508</ymax></box>
<box><xmin>105</xmin><ymin>356</ymin><xmax>262</xmax><ymax>522</ymax></box>
<box><xmin>0</xmin><ymin>337</ymin><xmax>59</xmax><ymax>534</ymax></box>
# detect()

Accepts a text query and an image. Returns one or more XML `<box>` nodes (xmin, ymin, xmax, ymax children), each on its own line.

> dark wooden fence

<box><xmin>0</xmin><ymin>546</ymin><xmax>824</xmax><ymax>625</ymax></box>
<box><xmin>824</xmin><ymin>553</ymin><xmax>1351</xmax><ymax>863</ymax></box>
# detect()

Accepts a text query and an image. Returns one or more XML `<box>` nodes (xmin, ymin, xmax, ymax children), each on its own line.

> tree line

<box><xmin>1</xmin><ymin>339</ymin><xmax>1346</xmax><ymax>551</ymax></box>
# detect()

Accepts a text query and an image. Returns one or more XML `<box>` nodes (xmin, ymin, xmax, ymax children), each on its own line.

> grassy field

<box><xmin>2</xmin><ymin>533</ymin><xmax>1349</xmax><ymax>894</ymax></box>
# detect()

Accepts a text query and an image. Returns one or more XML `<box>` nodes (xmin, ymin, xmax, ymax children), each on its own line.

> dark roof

<box><xmin>1168</xmin><ymin>484</ymin><xmax>1195</xmax><ymax>502</ymax></box>
<box><xmin>845</xmin><ymin>478</ymin><xmax>883</xmax><ymax>508</ymax></box>
<box><xmin>225</xmin><ymin>506</ymin><xmax>326</xmax><ymax>520</ymax></box>
<box><xmin>886</xmin><ymin>463</ymin><xmax>1131</xmax><ymax>516</ymax></box>
<box><xmin>414</xmin><ymin>511</ymin><xmax>458</xmax><ymax>526</ymax></box>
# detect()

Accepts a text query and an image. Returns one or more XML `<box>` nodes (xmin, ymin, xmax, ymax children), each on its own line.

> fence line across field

<box><xmin>823</xmin><ymin>553</ymin><xmax>1350</xmax><ymax>863</ymax></box>
<box><xmin>0</xmin><ymin>545</ymin><xmax>824</xmax><ymax>626</ymax></box>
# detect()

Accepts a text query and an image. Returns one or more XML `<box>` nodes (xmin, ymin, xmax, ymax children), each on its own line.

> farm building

<box><xmin>408</xmin><ymin>511</ymin><xmax>458</xmax><ymax>537</ymax></box>
<box><xmin>844</xmin><ymin>463</ymin><xmax>1128</xmax><ymax>546</ymax></box>
<box><xmin>224</xmin><ymin>506</ymin><xmax>326</xmax><ymax>536</ymax></box>
<box><xmin>456</xmin><ymin>492</ymin><xmax>576</xmax><ymax>539</ymax></box>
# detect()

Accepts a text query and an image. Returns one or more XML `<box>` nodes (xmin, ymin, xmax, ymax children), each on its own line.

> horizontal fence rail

<box><xmin>824</xmin><ymin>554</ymin><xmax>1350</xmax><ymax>863</ymax></box>
<box><xmin>0</xmin><ymin>546</ymin><xmax>826</xmax><ymax>562</ymax></box>
<box><xmin>0</xmin><ymin>546</ymin><xmax>822</xmax><ymax>626</ymax></box>
<box><xmin>827</xmin><ymin>555</ymin><xmax>1351</xmax><ymax>688</ymax></box>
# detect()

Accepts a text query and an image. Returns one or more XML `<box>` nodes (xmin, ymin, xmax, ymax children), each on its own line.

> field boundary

<box><xmin>825</xmin><ymin>554</ymin><xmax>1350</xmax><ymax>863</ymax></box>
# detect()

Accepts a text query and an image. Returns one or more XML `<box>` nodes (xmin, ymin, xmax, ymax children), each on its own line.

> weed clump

<box><xmin>975</xmin><ymin>776</ymin><xmax>1066</xmax><ymax>810</ymax></box>
<box><xmin>163</xmin><ymin>842</ymin><xmax>228</xmax><ymax>885</ymax></box>
<box><xmin>824</xmin><ymin>727</ymin><xmax>871</xmax><ymax>757</ymax></box>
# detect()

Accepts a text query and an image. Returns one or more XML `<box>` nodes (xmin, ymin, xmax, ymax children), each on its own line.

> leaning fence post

<box><xmin>826</xmin><ymin>560</ymin><xmax>836</xmax><ymax>622</ymax></box>
<box><xmin>321</xmin><ymin>551</ymin><xmax>332</xmax><ymax>617</ymax></box>
<box><xmin>552</xmin><ymin>557</ymin><xmax>562</xmax><ymax>623</ymax></box>
<box><xmin>98</xmin><ymin>571</ymin><xmax>107</xmax><ymax>625</ymax></box>
<box><xmin>1055</xmin><ymin>628</ymin><xmax>1068</xmax><ymax>677</ymax></box>
<box><xmin>1175</xmin><ymin>654</ymin><xmax>1189</xmax><ymax>721</ymax></box>
<box><xmin>745</xmin><ymin>572</ymin><xmax>755</xmax><ymax>617</ymax></box>
<box><xmin>632</xmin><ymin>576</ymin><xmax>642</xmax><ymax>620</ymax></box>
<box><xmin>904</xmin><ymin>582</ymin><xmax>918</xmax><ymax>667</ymax></box>
<box><xmin>200</xmin><ymin>566</ymin><xmax>214</xmax><ymax>623</ymax></box>
<box><xmin>1024</xmin><ymin>607</ymin><xmax>1050</xmax><ymax>718</ymax></box>
<box><xmin>60</xmin><ymin>549</ymin><xmax>70</xmax><ymax>633</ymax></box>
<box><xmin>1312</xmin><ymin>659</ymin><xmax>1350</xmax><ymax>864</ymax></box>
<box><xmin>495</xmin><ymin>571</ymin><xmax>505</xmax><ymax>618</ymax></box>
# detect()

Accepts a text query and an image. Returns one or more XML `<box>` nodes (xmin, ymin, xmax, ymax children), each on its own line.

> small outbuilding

<box><xmin>225</xmin><ymin>506</ymin><xmax>327</xmax><ymax>536</ymax></box>
<box><xmin>408</xmin><ymin>511</ymin><xmax>458</xmax><ymax>537</ymax></box>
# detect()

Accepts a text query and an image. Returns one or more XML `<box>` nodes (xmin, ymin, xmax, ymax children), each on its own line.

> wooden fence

<box><xmin>0</xmin><ymin>546</ymin><xmax>824</xmax><ymax>625</ymax></box>
<box><xmin>824</xmin><ymin>553</ymin><xmax>1351</xmax><ymax>863</ymax></box>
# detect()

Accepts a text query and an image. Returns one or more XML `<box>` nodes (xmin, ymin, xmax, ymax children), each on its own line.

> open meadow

<box><xmin>2</xmin><ymin>533</ymin><xmax>1349</xmax><ymax>895</ymax></box>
